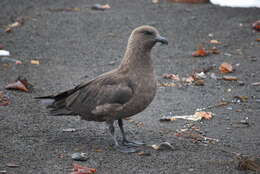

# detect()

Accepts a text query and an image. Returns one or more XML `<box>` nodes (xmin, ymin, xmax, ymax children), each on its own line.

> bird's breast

<box><xmin>120</xmin><ymin>70</ymin><xmax>157</xmax><ymax>118</ymax></box>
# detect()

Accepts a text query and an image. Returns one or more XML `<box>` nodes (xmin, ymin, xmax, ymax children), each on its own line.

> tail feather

<box><xmin>35</xmin><ymin>89</ymin><xmax>77</xmax><ymax>116</ymax></box>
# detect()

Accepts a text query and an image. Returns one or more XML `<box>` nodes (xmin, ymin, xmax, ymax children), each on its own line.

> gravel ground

<box><xmin>0</xmin><ymin>0</ymin><xmax>260</xmax><ymax>173</ymax></box>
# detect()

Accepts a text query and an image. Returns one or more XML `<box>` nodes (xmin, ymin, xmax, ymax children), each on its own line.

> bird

<box><xmin>36</xmin><ymin>25</ymin><xmax>168</xmax><ymax>153</ymax></box>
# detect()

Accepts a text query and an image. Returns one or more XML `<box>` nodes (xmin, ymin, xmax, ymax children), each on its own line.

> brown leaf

<box><xmin>159</xmin><ymin>83</ymin><xmax>176</xmax><ymax>87</ymax></box>
<box><xmin>185</xmin><ymin>76</ymin><xmax>195</xmax><ymax>83</ymax></box>
<box><xmin>252</xmin><ymin>20</ymin><xmax>260</xmax><ymax>32</ymax></box>
<box><xmin>210</xmin><ymin>40</ymin><xmax>221</xmax><ymax>44</ymax></box>
<box><xmin>0</xmin><ymin>91</ymin><xmax>10</xmax><ymax>106</ymax></box>
<box><xmin>5</xmin><ymin>18</ymin><xmax>24</xmax><ymax>33</ymax></box>
<box><xmin>194</xmin><ymin>79</ymin><xmax>205</xmax><ymax>86</ymax></box>
<box><xmin>192</xmin><ymin>48</ymin><xmax>208</xmax><ymax>57</ymax></box>
<box><xmin>219</xmin><ymin>62</ymin><xmax>233</xmax><ymax>73</ymax></box>
<box><xmin>222</xmin><ymin>75</ymin><xmax>238</xmax><ymax>81</ymax></box>
<box><xmin>162</xmin><ymin>73</ymin><xmax>180</xmax><ymax>81</ymax></box>
<box><xmin>31</xmin><ymin>60</ymin><xmax>40</xmax><ymax>65</ymax></box>
<box><xmin>95</xmin><ymin>149</ymin><xmax>103</xmax><ymax>152</ymax></box>
<box><xmin>209</xmin><ymin>47</ymin><xmax>220</xmax><ymax>54</ymax></box>
<box><xmin>5</xmin><ymin>81</ymin><xmax>28</xmax><ymax>92</ymax></box>
<box><xmin>256</xmin><ymin>38</ymin><xmax>260</xmax><ymax>42</ymax></box>
<box><xmin>5</xmin><ymin>77</ymin><xmax>32</xmax><ymax>92</ymax></box>
<box><xmin>195</xmin><ymin>111</ymin><xmax>212</xmax><ymax>120</ymax></box>
<box><xmin>73</xmin><ymin>164</ymin><xmax>96</xmax><ymax>174</ymax></box>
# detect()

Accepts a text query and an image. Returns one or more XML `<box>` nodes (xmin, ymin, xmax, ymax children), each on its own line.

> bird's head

<box><xmin>128</xmin><ymin>25</ymin><xmax>168</xmax><ymax>50</ymax></box>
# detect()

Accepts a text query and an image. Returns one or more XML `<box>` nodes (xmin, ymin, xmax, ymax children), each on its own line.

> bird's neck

<box><xmin>119</xmin><ymin>42</ymin><xmax>153</xmax><ymax>71</ymax></box>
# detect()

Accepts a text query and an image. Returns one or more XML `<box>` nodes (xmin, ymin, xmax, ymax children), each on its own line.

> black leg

<box><xmin>118</xmin><ymin>119</ymin><xmax>145</xmax><ymax>147</ymax></box>
<box><xmin>107</xmin><ymin>121</ymin><xmax>137</xmax><ymax>153</ymax></box>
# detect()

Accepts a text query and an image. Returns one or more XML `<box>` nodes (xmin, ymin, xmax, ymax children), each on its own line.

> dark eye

<box><xmin>143</xmin><ymin>31</ymin><xmax>153</xmax><ymax>35</ymax></box>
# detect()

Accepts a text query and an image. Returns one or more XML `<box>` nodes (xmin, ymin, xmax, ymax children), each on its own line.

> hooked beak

<box><xmin>155</xmin><ymin>36</ymin><xmax>168</xmax><ymax>45</ymax></box>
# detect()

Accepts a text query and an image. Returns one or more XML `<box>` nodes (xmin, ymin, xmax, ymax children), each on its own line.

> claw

<box><xmin>122</xmin><ymin>140</ymin><xmax>145</xmax><ymax>147</ymax></box>
<box><xmin>114</xmin><ymin>145</ymin><xmax>138</xmax><ymax>153</ymax></box>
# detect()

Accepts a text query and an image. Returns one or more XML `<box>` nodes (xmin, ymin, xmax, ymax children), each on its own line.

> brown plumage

<box><xmin>36</xmin><ymin>25</ymin><xmax>168</xmax><ymax>153</ymax></box>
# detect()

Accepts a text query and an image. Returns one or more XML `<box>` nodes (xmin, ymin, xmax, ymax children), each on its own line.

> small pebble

<box><xmin>238</xmin><ymin>81</ymin><xmax>245</xmax><ymax>86</ymax></box>
<box><xmin>151</xmin><ymin>142</ymin><xmax>175</xmax><ymax>150</ymax></box>
<box><xmin>71</xmin><ymin>152</ymin><xmax>89</xmax><ymax>161</ymax></box>
<box><xmin>188</xmin><ymin>168</ymin><xmax>194</xmax><ymax>172</ymax></box>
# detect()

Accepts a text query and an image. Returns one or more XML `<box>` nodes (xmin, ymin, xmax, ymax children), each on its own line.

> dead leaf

<box><xmin>175</xmin><ymin>127</ymin><xmax>218</xmax><ymax>144</ymax></box>
<box><xmin>91</xmin><ymin>4</ymin><xmax>111</xmax><ymax>11</ymax></box>
<box><xmin>160</xmin><ymin>111</ymin><xmax>213</xmax><ymax>122</ymax></box>
<box><xmin>219</xmin><ymin>62</ymin><xmax>233</xmax><ymax>73</ymax></box>
<box><xmin>5</xmin><ymin>81</ymin><xmax>28</xmax><ymax>92</ymax></box>
<box><xmin>192</xmin><ymin>48</ymin><xmax>208</xmax><ymax>57</ymax></box>
<box><xmin>252</xmin><ymin>20</ymin><xmax>260</xmax><ymax>32</ymax></box>
<box><xmin>5</xmin><ymin>18</ymin><xmax>24</xmax><ymax>32</ymax></box>
<box><xmin>209</xmin><ymin>47</ymin><xmax>220</xmax><ymax>54</ymax></box>
<box><xmin>185</xmin><ymin>76</ymin><xmax>195</xmax><ymax>83</ymax></box>
<box><xmin>195</xmin><ymin>111</ymin><xmax>212</xmax><ymax>120</ymax></box>
<box><xmin>162</xmin><ymin>73</ymin><xmax>180</xmax><ymax>81</ymax></box>
<box><xmin>210</xmin><ymin>40</ymin><xmax>221</xmax><ymax>44</ymax></box>
<box><xmin>159</xmin><ymin>83</ymin><xmax>176</xmax><ymax>87</ymax></box>
<box><xmin>194</xmin><ymin>79</ymin><xmax>205</xmax><ymax>86</ymax></box>
<box><xmin>223</xmin><ymin>75</ymin><xmax>238</xmax><ymax>81</ymax></box>
<box><xmin>0</xmin><ymin>91</ymin><xmax>10</xmax><ymax>106</ymax></box>
<box><xmin>95</xmin><ymin>149</ymin><xmax>103</xmax><ymax>152</ymax></box>
<box><xmin>31</xmin><ymin>60</ymin><xmax>40</xmax><ymax>65</ymax></box>
<box><xmin>5</xmin><ymin>76</ymin><xmax>32</xmax><ymax>92</ymax></box>
<box><xmin>72</xmin><ymin>164</ymin><xmax>96</xmax><ymax>174</ymax></box>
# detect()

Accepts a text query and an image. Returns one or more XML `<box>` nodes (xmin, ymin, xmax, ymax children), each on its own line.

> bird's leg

<box><xmin>107</xmin><ymin>121</ymin><xmax>137</xmax><ymax>153</ymax></box>
<box><xmin>118</xmin><ymin>119</ymin><xmax>145</xmax><ymax>147</ymax></box>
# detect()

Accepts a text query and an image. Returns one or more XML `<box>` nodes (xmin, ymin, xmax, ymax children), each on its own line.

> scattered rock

<box><xmin>151</xmin><ymin>142</ymin><xmax>175</xmax><ymax>150</ymax></box>
<box><xmin>252</xmin><ymin>82</ymin><xmax>260</xmax><ymax>86</ymax></box>
<box><xmin>62</xmin><ymin>128</ymin><xmax>77</xmax><ymax>132</ymax></box>
<box><xmin>0</xmin><ymin>50</ymin><xmax>10</xmax><ymax>56</ymax></box>
<box><xmin>6</xmin><ymin>163</ymin><xmax>19</xmax><ymax>168</ymax></box>
<box><xmin>71</xmin><ymin>152</ymin><xmax>89</xmax><ymax>161</ymax></box>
